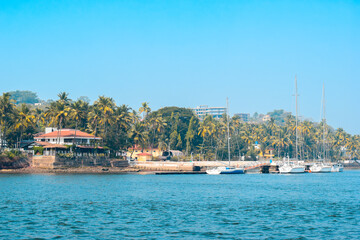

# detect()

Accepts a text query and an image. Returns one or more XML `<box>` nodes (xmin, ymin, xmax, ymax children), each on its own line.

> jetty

<box><xmin>130</xmin><ymin>160</ymin><xmax>341</xmax><ymax>174</ymax></box>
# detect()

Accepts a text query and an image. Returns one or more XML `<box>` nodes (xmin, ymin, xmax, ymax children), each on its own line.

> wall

<box><xmin>32</xmin><ymin>155</ymin><xmax>128</xmax><ymax>169</ymax></box>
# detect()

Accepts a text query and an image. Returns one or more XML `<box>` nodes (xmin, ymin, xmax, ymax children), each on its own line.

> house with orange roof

<box><xmin>126</xmin><ymin>145</ymin><xmax>163</xmax><ymax>161</ymax></box>
<box><xmin>34</xmin><ymin>127</ymin><xmax>101</xmax><ymax>145</ymax></box>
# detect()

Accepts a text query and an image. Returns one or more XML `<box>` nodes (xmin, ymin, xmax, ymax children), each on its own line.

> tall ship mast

<box><xmin>310</xmin><ymin>83</ymin><xmax>332</xmax><ymax>173</ymax></box>
<box><xmin>227</xmin><ymin>97</ymin><xmax>231</xmax><ymax>166</ymax></box>
<box><xmin>279</xmin><ymin>76</ymin><xmax>305</xmax><ymax>174</ymax></box>
<box><xmin>205</xmin><ymin>98</ymin><xmax>245</xmax><ymax>174</ymax></box>
<box><xmin>295</xmin><ymin>76</ymin><xmax>299</xmax><ymax>160</ymax></box>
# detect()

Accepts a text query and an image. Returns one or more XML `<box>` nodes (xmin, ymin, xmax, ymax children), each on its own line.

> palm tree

<box><xmin>14</xmin><ymin>104</ymin><xmax>35</xmax><ymax>147</ymax></box>
<box><xmin>94</xmin><ymin>96</ymin><xmax>115</xmax><ymax>138</ymax></box>
<box><xmin>128</xmin><ymin>122</ymin><xmax>148</xmax><ymax>157</ymax></box>
<box><xmin>52</xmin><ymin>102</ymin><xmax>71</xmax><ymax>143</ymax></box>
<box><xmin>0</xmin><ymin>93</ymin><xmax>16</xmax><ymax>148</ymax></box>
<box><xmin>198</xmin><ymin>115</ymin><xmax>216</xmax><ymax>160</ymax></box>
<box><xmin>87</xmin><ymin>105</ymin><xmax>102</xmax><ymax>145</ymax></box>
<box><xmin>70</xmin><ymin>100</ymin><xmax>89</xmax><ymax>145</ymax></box>
<box><xmin>139</xmin><ymin>102</ymin><xmax>151</xmax><ymax>120</ymax></box>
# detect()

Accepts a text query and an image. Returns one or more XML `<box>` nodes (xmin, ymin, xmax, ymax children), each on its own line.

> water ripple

<box><xmin>0</xmin><ymin>171</ymin><xmax>359</xmax><ymax>239</ymax></box>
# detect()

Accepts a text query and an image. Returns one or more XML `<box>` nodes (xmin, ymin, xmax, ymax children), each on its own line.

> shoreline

<box><xmin>0</xmin><ymin>167</ymin><xmax>143</xmax><ymax>174</ymax></box>
<box><xmin>1</xmin><ymin>166</ymin><xmax>359</xmax><ymax>174</ymax></box>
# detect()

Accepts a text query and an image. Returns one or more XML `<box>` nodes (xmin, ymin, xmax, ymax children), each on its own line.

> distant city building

<box><xmin>234</xmin><ymin>113</ymin><xmax>250</xmax><ymax>122</ymax></box>
<box><xmin>193</xmin><ymin>105</ymin><xmax>227</xmax><ymax>120</ymax></box>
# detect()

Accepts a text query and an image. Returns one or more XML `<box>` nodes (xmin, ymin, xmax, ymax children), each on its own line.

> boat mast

<box><xmin>227</xmin><ymin>97</ymin><xmax>231</xmax><ymax>165</ymax></box>
<box><xmin>295</xmin><ymin>76</ymin><xmax>299</xmax><ymax>161</ymax></box>
<box><xmin>322</xmin><ymin>83</ymin><xmax>326</xmax><ymax>161</ymax></box>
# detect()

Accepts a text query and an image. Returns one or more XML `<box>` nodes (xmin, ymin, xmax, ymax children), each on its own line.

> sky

<box><xmin>1</xmin><ymin>0</ymin><xmax>359</xmax><ymax>134</ymax></box>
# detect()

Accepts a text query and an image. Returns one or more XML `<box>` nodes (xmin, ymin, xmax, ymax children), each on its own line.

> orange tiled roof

<box><xmin>77</xmin><ymin>145</ymin><xmax>104</xmax><ymax>149</ymax></box>
<box><xmin>34</xmin><ymin>129</ymin><xmax>101</xmax><ymax>139</ymax></box>
<box><xmin>34</xmin><ymin>142</ymin><xmax>67</xmax><ymax>149</ymax></box>
<box><xmin>136</xmin><ymin>153</ymin><xmax>152</xmax><ymax>156</ymax></box>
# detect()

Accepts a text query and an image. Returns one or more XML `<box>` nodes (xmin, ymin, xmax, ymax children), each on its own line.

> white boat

<box><xmin>206</xmin><ymin>166</ymin><xmax>245</xmax><ymax>175</ymax></box>
<box><xmin>310</xmin><ymin>163</ymin><xmax>332</xmax><ymax>173</ymax></box>
<box><xmin>331</xmin><ymin>163</ymin><xmax>344</xmax><ymax>172</ymax></box>
<box><xmin>279</xmin><ymin>162</ymin><xmax>305</xmax><ymax>174</ymax></box>
<box><xmin>279</xmin><ymin>77</ymin><xmax>305</xmax><ymax>174</ymax></box>
<box><xmin>310</xmin><ymin>84</ymin><xmax>332</xmax><ymax>174</ymax></box>
<box><xmin>206</xmin><ymin>98</ymin><xmax>245</xmax><ymax>175</ymax></box>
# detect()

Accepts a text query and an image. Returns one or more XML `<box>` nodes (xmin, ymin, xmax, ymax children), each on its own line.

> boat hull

<box><xmin>206</xmin><ymin>167</ymin><xmax>245</xmax><ymax>175</ymax></box>
<box><xmin>279</xmin><ymin>165</ymin><xmax>305</xmax><ymax>174</ymax></box>
<box><xmin>310</xmin><ymin>165</ymin><xmax>332</xmax><ymax>173</ymax></box>
<box><xmin>220</xmin><ymin>169</ymin><xmax>245</xmax><ymax>174</ymax></box>
<box><xmin>331</xmin><ymin>164</ymin><xmax>344</xmax><ymax>172</ymax></box>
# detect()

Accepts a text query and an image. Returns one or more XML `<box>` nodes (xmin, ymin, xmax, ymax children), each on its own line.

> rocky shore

<box><xmin>0</xmin><ymin>166</ymin><xmax>141</xmax><ymax>174</ymax></box>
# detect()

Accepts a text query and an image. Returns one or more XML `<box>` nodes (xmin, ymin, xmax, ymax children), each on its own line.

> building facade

<box><xmin>193</xmin><ymin>105</ymin><xmax>227</xmax><ymax>120</ymax></box>
<box><xmin>34</xmin><ymin>128</ymin><xmax>101</xmax><ymax>145</ymax></box>
<box><xmin>234</xmin><ymin>113</ymin><xmax>250</xmax><ymax>122</ymax></box>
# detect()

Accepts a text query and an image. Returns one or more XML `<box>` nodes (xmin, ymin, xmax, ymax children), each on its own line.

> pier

<box><xmin>131</xmin><ymin>161</ymin><xmax>339</xmax><ymax>174</ymax></box>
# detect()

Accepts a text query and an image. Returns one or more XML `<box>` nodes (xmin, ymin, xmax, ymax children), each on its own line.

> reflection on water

<box><xmin>0</xmin><ymin>171</ymin><xmax>359</xmax><ymax>239</ymax></box>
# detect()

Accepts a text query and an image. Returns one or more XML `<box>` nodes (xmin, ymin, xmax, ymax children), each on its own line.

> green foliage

<box><xmin>57</xmin><ymin>153</ymin><xmax>75</xmax><ymax>159</ymax></box>
<box><xmin>77</xmin><ymin>96</ymin><xmax>91</xmax><ymax>104</ymax></box>
<box><xmin>8</xmin><ymin>90</ymin><xmax>40</xmax><ymax>104</ymax></box>
<box><xmin>0</xmin><ymin>150</ymin><xmax>24</xmax><ymax>160</ymax></box>
<box><xmin>267</xmin><ymin>109</ymin><xmax>291</xmax><ymax>125</ymax></box>
<box><xmin>33</xmin><ymin>146</ymin><xmax>44</xmax><ymax>155</ymax></box>
<box><xmin>1</xmin><ymin>90</ymin><xmax>360</xmax><ymax>161</ymax></box>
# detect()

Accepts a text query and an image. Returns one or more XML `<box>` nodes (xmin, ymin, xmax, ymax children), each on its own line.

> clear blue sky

<box><xmin>1</xmin><ymin>0</ymin><xmax>359</xmax><ymax>134</ymax></box>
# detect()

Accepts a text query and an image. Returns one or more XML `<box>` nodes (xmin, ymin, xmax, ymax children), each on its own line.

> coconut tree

<box><xmin>14</xmin><ymin>104</ymin><xmax>35</xmax><ymax>147</ymax></box>
<box><xmin>94</xmin><ymin>96</ymin><xmax>115</xmax><ymax>139</ymax></box>
<box><xmin>198</xmin><ymin>115</ymin><xmax>216</xmax><ymax>160</ymax></box>
<box><xmin>70</xmin><ymin>100</ymin><xmax>89</xmax><ymax>145</ymax></box>
<box><xmin>128</xmin><ymin>122</ymin><xmax>148</xmax><ymax>157</ymax></box>
<box><xmin>0</xmin><ymin>93</ymin><xmax>16</xmax><ymax>148</ymax></box>
<box><xmin>139</xmin><ymin>102</ymin><xmax>151</xmax><ymax>120</ymax></box>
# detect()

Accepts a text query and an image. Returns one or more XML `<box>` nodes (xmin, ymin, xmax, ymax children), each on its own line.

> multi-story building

<box><xmin>234</xmin><ymin>113</ymin><xmax>250</xmax><ymax>122</ymax></box>
<box><xmin>193</xmin><ymin>105</ymin><xmax>227</xmax><ymax>120</ymax></box>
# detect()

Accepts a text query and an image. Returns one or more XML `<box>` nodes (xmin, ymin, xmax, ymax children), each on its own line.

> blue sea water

<box><xmin>0</xmin><ymin>171</ymin><xmax>359</xmax><ymax>239</ymax></box>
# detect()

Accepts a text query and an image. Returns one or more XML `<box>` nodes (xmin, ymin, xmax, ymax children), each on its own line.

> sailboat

<box><xmin>206</xmin><ymin>98</ymin><xmax>245</xmax><ymax>175</ymax></box>
<box><xmin>279</xmin><ymin>76</ymin><xmax>305</xmax><ymax>174</ymax></box>
<box><xmin>310</xmin><ymin>84</ymin><xmax>332</xmax><ymax>173</ymax></box>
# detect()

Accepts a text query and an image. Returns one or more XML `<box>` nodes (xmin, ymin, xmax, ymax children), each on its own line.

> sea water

<box><xmin>0</xmin><ymin>171</ymin><xmax>359</xmax><ymax>239</ymax></box>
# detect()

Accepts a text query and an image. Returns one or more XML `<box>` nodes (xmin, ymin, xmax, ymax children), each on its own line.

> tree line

<box><xmin>0</xmin><ymin>92</ymin><xmax>359</xmax><ymax>161</ymax></box>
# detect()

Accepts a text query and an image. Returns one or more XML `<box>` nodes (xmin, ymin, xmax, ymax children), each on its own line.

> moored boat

<box><xmin>310</xmin><ymin>163</ymin><xmax>332</xmax><ymax>173</ymax></box>
<box><xmin>279</xmin><ymin>162</ymin><xmax>305</xmax><ymax>174</ymax></box>
<box><xmin>206</xmin><ymin>166</ymin><xmax>245</xmax><ymax>175</ymax></box>
<box><xmin>331</xmin><ymin>163</ymin><xmax>344</xmax><ymax>172</ymax></box>
<box><xmin>206</xmin><ymin>98</ymin><xmax>245</xmax><ymax>175</ymax></box>
<box><xmin>310</xmin><ymin>84</ymin><xmax>332</xmax><ymax>174</ymax></box>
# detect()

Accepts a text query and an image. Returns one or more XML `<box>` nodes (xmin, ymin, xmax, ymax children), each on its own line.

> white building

<box><xmin>34</xmin><ymin>128</ymin><xmax>101</xmax><ymax>145</ymax></box>
<box><xmin>193</xmin><ymin>105</ymin><xmax>227</xmax><ymax>120</ymax></box>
